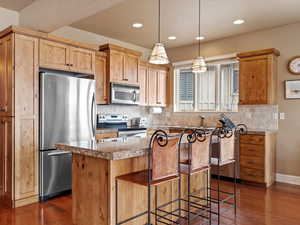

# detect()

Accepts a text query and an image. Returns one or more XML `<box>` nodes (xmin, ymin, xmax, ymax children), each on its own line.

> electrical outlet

<box><xmin>279</xmin><ymin>113</ymin><xmax>285</xmax><ymax>120</ymax></box>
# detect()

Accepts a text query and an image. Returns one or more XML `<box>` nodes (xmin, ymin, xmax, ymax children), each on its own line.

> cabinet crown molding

<box><xmin>237</xmin><ymin>48</ymin><xmax>280</xmax><ymax>58</ymax></box>
<box><xmin>99</xmin><ymin>43</ymin><xmax>142</xmax><ymax>57</ymax></box>
<box><xmin>0</xmin><ymin>25</ymin><xmax>98</xmax><ymax>51</ymax></box>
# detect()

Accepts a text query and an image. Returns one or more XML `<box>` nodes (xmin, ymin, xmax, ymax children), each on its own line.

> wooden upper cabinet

<box><xmin>138</xmin><ymin>64</ymin><xmax>148</xmax><ymax>106</ymax></box>
<box><xmin>0</xmin><ymin>117</ymin><xmax>13</xmax><ymax>207</ymax></box>
<box><xmin>0</xmin><ymin>34</ymin><xmax>13</xmax><ymax>117</ymax></box>
<box><xmin>40</xmin><ymin>39</ymin><xmax>96</xmax><ymax>75</ymax></box>
<box><xmin>69</xmin><ymin>47</ymin><xmax>95</xmax><ymax>74</ymax></box>
<box><xmin>148</xmin><ymin>68</ymin><xmax>158</xmax><ymax>106</ymax></box>
<box><xmin>157</xmin><ymin>69</ymin><xmax>167</xmax><ymax>107</ymax></box>
<box><xmin>124</xmin><ymin>54</ymin><xmax>139</xmax><ymax>84</ymax></box>
<box><xmin>100</xmin><ymin>44</ymin><xmax>141</xmax><ymax>85</ymax></box>
<box><xmin>238</xmin><ymin>48</ymin><xmax>279</xmax><ymax>105</ymax></box>
<box><xmin>40</xmin><ymin>39</ymin><xmax>70</xmax><ymax>71</ymax></box>
<box><xmin>109</xmin><ymin>50</ymin><xmax>125</xmax><ymax>83</ymax></box>
<box><xmin>95</xmin><ymin>53</ymin><xmax>108</xmax><ymax>104</ymax></box>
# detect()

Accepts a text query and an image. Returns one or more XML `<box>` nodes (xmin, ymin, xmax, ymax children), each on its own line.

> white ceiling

<box><xmin>71</xmin><ymin>0</ymin><xmax>300</xmax><ymax>48</ymax></box>
<box><xmin>0</xmin><ymin>0</ymin><xmax>35</xmax><ymax>11</ymax></box>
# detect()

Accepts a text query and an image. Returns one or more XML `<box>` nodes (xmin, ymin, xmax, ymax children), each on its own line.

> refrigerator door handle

<box><xmin>91</xmin><ymin>92</ymin><xmax>96</xmax><ymax>139</ymax></box>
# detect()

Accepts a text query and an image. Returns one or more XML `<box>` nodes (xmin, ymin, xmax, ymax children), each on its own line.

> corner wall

<box><xmin>167</xmin><ymin>22</ymin><xmax>300</xmax><ymax>177</ymax></box>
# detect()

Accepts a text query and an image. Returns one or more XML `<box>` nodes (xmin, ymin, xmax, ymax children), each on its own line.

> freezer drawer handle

<box><xmin>47</xmin><ymin>151</ymin><xmax>72</xmax><ymax>156</ymax></box>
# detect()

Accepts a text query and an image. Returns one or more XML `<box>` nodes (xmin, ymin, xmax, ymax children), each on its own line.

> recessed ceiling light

<box><xmin>168</xmin><ymin>36</ymin><xmax>177</xmax><ymax>40</ymax></box>
<box><xmin>233</xmin><ymin>19</ymin><xmax>245</xmax><ymax>25</ymax></box>
<box><xmin>132</xmin><ymin>23</ymin><xmax>143</xmax><ymax>28</ymax></box>
<box><xmin>196</xmin><ymin>36</ymin><xmax>205</xmax><ymax>40</ymax></box>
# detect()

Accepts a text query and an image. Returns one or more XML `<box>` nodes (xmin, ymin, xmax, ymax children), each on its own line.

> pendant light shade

<box><xmin>192</xmin><ymin>56</ymin><xmax>207</xmax><ymax>73</ymax></box>
<box><xmin>192</xmin><ymin>0</ymin><xmax>207</xmax><ymax>73</ymax></box>
<box><xmin>149</xmin><ymin>43</ymin><xmax>169</xmax><ymax>64</ymax></box>
<box><xmin>149</xmin><ymin>0</ymin><xmax>169</xmax><ymax>65</ymax></box>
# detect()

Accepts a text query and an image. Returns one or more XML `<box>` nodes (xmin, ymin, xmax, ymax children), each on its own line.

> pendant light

<box><xmin>149</xmin><ymin>0</ymin><xmax>169</xmax><ymax>64</ymax></box>
<box><xmin>192</xmin><ymin>0</ymin><xmax>207</xmax><ymax>73</ymax></box>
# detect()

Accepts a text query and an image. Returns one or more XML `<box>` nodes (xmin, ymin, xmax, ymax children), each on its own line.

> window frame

<box><xmin>173</xmin><ymin>59</ymin><xmax>239</xmax><ymax>113</ymax></box>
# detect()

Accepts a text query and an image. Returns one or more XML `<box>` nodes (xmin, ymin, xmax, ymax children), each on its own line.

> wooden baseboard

<box><xmin>13</xmin><ymin>195</ymin><xmax>39</xmax><ymax>208</ymax></box>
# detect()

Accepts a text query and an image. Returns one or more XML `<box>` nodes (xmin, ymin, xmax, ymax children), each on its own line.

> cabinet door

<box><xmin>124</xmin><ymin>54</ymin><xmax>139</xmax><ymax>85</ymax></box>
<box><xmin>95</xmin><ymin>54</ymin><xmax>108</xmax><ymax>104</ymax></box>
<box><xmin>157</xmin><ymin>69</ymin><xmax>167</xmax><ymax>107</ymax></box>
<box><xmin>0</xmin><ymin>117</ymin><xmax>13</xmax><ymax>207</ymax></box>
<box><xmin>0</xmin><ymin>35</ymin><xmax>13</xmax><ymax>117</ymax></box>
<box><xmin>139</xmin><ymin>65</ymin><xmax>148</xmax><ymax>105</ymax></box>
<box><xmin>14</xmin><ymin>34</ymin><xmax>39</xmax><ymax>205</ymax></box>
<box><xmin>40</xmin><ymin>39</ymin><xmax>70</xmax><ymax>71</ymax></box>
<box><xmin>70</xmin><ymin>47</ymin><xmax>95</xmax><ymax>74</ymax></box>
<box><xmin>148</xmin><ymin>68</ymin><xmax>158</xmax><ymax>106</ymax></box>
<box><xmin>109</xmin><ymin>50</ymin><xmax>125</xmax><ymax>83</ymax></box>
<box><xmin>239</xmin><ymin>56</ymin><xmax>268</xmax><ymax>104</ymax></box>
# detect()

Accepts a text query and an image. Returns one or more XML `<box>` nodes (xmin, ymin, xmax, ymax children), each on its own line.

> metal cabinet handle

<box><xmin>48</xmin><ymin>151</ymin><xmax>72</xmax><ymax>156</ymax></box>
<box><xmin>123</xmin><ymin>78</ymin><xmax>128</xmax><ymax>81</ymax></box>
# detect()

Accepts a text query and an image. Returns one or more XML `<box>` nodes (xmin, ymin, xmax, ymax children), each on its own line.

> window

<box><xmin>174</xmin><ymin>61</ymin><xmax>239</xmax><ymax>112</ymax></box>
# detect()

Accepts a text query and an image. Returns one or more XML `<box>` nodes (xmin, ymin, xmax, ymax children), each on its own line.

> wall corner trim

<box><xmin>276</xmin><ymin>173</ymin><xmax>300</xmax><ymax>185</ymax></box>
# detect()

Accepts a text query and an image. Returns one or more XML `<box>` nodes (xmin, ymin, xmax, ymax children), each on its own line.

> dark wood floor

<box><xmin>1</xmin><ymin>181</ymin><xmax>300</xmax><ymax>225</ymax></box>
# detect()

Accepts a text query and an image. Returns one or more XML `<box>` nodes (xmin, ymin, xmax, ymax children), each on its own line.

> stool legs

<box><xmin>187</xmin><ymin>173</ymin><xmax>191</xmax><ymax>224</ymax></box>
<box><xmin>234</xmin><ymin>160</ymin><xmax>237</xmax><ymax>216</ymax></box>
<box><xmin>217</xmin><ymin>160</ymin><xmax>220</xmax><ymax>225</ymax></box>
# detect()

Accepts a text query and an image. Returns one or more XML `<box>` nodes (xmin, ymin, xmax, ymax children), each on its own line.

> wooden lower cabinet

<box><xmin>95</xmin><ymin>132</ymin><xmax>118</xmax><ymax>140</ymax></box>
<box><xmin>0</xmin><ymin>117</ymin><xmax>13</xmax><ymax>207</ymax></box>
<box><xmin>72</xmin><ymin>154</ymin><xmax>207</xmax><ymax>225</ymax></box>
<box><xmin>239</xmin><ymin>133</ymin><xmax>276</xmax><ymax>187</ymax></box>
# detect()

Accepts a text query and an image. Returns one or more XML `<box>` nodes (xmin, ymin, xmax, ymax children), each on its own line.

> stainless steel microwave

<box><xmin>111</xmin><ymin>83</ymin><xmax>140</xmax><ymax>105</ymax></box>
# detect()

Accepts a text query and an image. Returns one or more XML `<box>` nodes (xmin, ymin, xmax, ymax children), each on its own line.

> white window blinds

<box><xmin>174</xmin><ymin>61</ymin><xmax>239</xmax><ymax>112</ymax></box>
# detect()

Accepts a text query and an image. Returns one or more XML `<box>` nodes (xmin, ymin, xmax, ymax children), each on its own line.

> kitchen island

<box><xmin>56</xmin><ymin>137</ymin><xmax>208</xmax><ymax>225</ymax></box>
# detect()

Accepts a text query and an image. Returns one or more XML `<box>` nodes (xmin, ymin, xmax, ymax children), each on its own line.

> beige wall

<box><xmin>51</xmin><ymin>26</ymin><xmax>151</xmax><ymax>60</ymax></box>
<box><xmin>167</xmin><ymin>22</ymin><xmax>300</xmax><ymax>177</ymax></box>
<box><xmin>0</xmin><ymin>7</ymin><xmax>19</xmax><ymax>30</ymax></box>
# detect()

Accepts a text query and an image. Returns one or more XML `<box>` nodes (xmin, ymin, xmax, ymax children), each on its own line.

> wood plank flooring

<box><xmin>0</xmin><ymin>180</ymin><xmax>300</xmax><ymax>225</ymax></box>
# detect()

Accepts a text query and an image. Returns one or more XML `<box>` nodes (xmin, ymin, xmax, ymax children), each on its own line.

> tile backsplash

<box><xmin>97</xmin><ymin>104</ymin><xmax>278</xmax><ymax>131</ymax></box>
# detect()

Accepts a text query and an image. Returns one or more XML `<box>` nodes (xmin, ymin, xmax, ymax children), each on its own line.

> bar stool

<box><xmin>179</xmin><ymin>129</ymin><xmax>212</xmax><ymax>225</ymax></box>
<box><xmin>115</xmin><ymin>130</ymin><xmax>183</xmax><ymax>225</ymax></box>
<box><xmin>210</xmin><ymin>125</ymin><xmax>247</xmax><ymax>225</ymax></box>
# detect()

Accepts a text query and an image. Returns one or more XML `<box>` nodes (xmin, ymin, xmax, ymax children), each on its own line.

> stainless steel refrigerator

<box><xmin>39</xmin><ymin>71</ymin><xmax>96</xmax><ymax>200</ymax></box>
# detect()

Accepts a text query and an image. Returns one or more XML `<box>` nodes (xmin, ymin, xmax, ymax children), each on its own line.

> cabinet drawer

<box><xmin>240</xmin><ymin>143</ymin><xmax>264</xmax><ymax>157</ymax></box>
<box><xmin>240</xmin><ymin>167</ymin><xmax>264</xmax><ymax>183</ymax></box>
<box><xmin>240</xmin><ymin>155</ymin><xmax>264</xmax><ymax>170</ymax></box>
<box><xmin>240</xmin><ymin>135</ymin><xmax>265</xmax><ymax>145</ymax></box>
<box><xmin>96</xmin><ymin>132</ymin><xmax>118</xmax><ymax>140</ymax></box>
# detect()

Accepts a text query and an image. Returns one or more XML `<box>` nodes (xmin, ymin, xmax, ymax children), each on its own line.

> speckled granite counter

<box><xmin>56</xmin><ymin>137</ymin><xmax>149</xmax><ymax>160</ymax></box>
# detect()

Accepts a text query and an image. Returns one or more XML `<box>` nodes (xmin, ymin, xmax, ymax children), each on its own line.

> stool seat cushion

<box><xmin>116</xmin><ymin>170</ymin><xmax>179</xmax><ymax>186</ymax></box>
<box><xmin>211</xmin><ymin>157</ymin><xmax>235</xmax><ymax>166</ymax></box>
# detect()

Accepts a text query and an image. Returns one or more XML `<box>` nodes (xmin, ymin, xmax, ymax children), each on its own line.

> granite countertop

<box><xmin>56</xmin><ymin>137</ymin><xmax>150</xmax><ymax>160</ymax></box>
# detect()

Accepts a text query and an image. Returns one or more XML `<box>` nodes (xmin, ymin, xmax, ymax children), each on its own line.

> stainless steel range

<box><xmin>97</xmin><ymin>114</ymin><xmax>147</xmax><ymax>138</ymax></box>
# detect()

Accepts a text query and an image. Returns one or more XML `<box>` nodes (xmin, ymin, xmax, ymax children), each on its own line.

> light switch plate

<box><xmin>279</xmin><ymin>113</ymin><xmax>285</xmax><ymax>120</ymax></box>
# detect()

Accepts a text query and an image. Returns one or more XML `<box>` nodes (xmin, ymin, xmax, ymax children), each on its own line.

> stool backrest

<box><xmin>220</xmin><ymin>134</ymin><xmax>235</xmax><ymax>162</ymax></box>
<box><xmin>151</xmin><ymin>134</ymin><xmax>180</xmax><ymax>182</ymax></box>
<box><xmin>190</xmin><ymin>133</ymin><xmax>212</xmax><ymax>170</ymax></box>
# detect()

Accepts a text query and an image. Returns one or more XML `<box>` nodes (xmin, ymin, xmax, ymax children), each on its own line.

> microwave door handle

<box><xmin>133</xmin><ymin>90</ymin><xmax>137</xmax><ymax>102</ymax></box>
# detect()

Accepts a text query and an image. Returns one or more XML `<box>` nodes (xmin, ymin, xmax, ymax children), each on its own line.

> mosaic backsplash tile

<box><xmin>97</xmin><ymin>104</ymin><xmax>278</xmax><ymax>131</ymax></box>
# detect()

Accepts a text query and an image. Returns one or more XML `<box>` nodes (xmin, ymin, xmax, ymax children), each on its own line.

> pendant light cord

<box><xmin>158</xmin><ymin>0</ymin><xmax>161</xmax><ymax>43</ymax></box>
<box><xmin>198</xmin><ymin>0</ymin><xmax>201</xmax><ymax>56</ymax></box>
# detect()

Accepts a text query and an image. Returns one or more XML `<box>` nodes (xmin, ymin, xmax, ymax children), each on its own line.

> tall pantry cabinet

<box><xmin>0</xmin><ymin>33</ymin><xmax>39</xmax><ymax>207</ymax></box>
